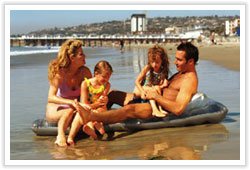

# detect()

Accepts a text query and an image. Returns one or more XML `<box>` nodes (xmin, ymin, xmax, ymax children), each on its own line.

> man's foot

<box><xmin>83</xmin><ymin>125</ymin><xmax>98</xmax><ymax>140</ymax></box>
<box><xmin>93</xmin><ymin>121</ymin><xmax>105</xmax><ymax>135</ymax></box>
<box><xmin>75</xmin><ymin>102</ymin><xmax>91</xmax><ymax>124</ymax></box>
<box><xmin>54</xmin><ymin>135</ymin><xmax>67</xmax><ymax>147</ymax></box>
<box><xmin>67</xmin><ymin>138</ymin><xmax>75</xmax><ymax>146</ymax></box>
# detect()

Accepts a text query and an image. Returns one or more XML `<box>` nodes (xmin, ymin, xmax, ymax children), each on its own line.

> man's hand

<box><xmin>145</xmin><ymin>87</ymin><xmax>159</xmax><ymax>100</ymax></box>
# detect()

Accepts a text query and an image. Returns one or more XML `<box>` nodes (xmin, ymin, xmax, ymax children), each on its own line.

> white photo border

<box><xmin>2</xmin><ymin>0</ymin><xmax>246</xmax><ymax>167</ymax></box>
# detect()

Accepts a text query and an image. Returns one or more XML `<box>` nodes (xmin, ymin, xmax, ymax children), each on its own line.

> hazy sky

<box><xmin>10</xmin><ymin>10</ymin><xmax>240</xmax><ymax>35</ymax></box>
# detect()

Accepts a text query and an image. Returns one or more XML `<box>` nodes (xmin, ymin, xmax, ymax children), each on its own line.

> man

<box><xmin>75</xmin><ymin>42</ymin><xmax>199</xmax><ymax>125</ymax></box>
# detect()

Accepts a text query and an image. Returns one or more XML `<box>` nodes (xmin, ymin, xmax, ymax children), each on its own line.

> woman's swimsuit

<box><xmin>84</xmin><ymin>78</ymin><xmax>105</xmax><ymax>103</ymax></box>
<box><xmin>56</xmin><ymin>80</ymin><xmax>80</xmax><ymax>109</ymax></box>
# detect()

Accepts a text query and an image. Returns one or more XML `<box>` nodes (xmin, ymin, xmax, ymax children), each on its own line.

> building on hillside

<box><xmin>131</xmin><ymin>14</ymin><xmax>147</xmax><ymax>34</ymax></box>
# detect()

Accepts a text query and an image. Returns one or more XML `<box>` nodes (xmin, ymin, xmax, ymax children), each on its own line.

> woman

<box><xmin>46</xmin><ymin>39</ymin><xmax>92</xmax><ymax>147</ymax></box>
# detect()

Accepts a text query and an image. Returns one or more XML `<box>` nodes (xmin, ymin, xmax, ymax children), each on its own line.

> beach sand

<box><xmin>165</xmin><ymin>43</ymin><xmax>240</xmax><ymax>71</ymax></box>
<box><xmin>199</xmin><ymin>44</ymin><xmax>240</xmax><ymax>71</ymax></box>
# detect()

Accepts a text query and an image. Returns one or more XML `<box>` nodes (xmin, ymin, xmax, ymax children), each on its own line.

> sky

<box><xmin>10</xmin><ymin>10</ymin><xmax>240</xmax><ymax>35</ymax></box>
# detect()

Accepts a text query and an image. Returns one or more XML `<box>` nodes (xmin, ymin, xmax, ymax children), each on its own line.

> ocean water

<box><xmin>9</xmin><ymin>46</ymin><xmax>240</xmax><ymax>161</ymax></box>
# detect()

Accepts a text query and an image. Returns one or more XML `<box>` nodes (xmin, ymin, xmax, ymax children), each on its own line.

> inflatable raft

<box><xmin>32</xmin><ymin>93</ymin><xmax>228</xmax><ymax>136</ymax></box>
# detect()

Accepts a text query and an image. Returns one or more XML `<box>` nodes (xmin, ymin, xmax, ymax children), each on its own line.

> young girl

<box><xmin>133</xmin><ymin>45</ymin><xmax>170</xmax><ymax>117</ymax></box>
<box><xmin>79</xmin><ymin>60</ymin><xmax>113</xmax><ymax>139</ymax></box>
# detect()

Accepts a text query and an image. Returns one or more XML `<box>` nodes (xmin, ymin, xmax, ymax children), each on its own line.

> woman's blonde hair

<box><xmin>48</xmin><ymin>39</ymin><xmax>83</xmax><ymax>83</ymax></box>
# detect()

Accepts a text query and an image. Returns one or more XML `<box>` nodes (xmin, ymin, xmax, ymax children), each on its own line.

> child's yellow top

<box><xmin>85</xmin><ymin>77</ymin><xmax>105</xmax><ymax>103</ymax></box>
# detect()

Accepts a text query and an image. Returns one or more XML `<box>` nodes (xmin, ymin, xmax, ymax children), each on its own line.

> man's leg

<box><xmin>107</xmin><ymin>90</ymin><xmax>134</xmax><ymax>109</ymax></box>
<box><xmin>77</xmin><ymin>103</ymin><xmax>153</xmax><ymax>124</ymax></box>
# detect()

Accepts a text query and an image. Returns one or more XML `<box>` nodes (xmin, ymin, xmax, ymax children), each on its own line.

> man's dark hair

<box><xmin>177</xmin><ymin>42</ymin><xmax>199</xmax><ymax>64</ymax></box>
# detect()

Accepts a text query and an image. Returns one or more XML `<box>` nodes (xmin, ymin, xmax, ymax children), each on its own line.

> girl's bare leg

<box><xmin>150</xmin><ymin>100</ymin><xmax>167</xmax><ymax>118</ymax></box>
<box><xmin>83</xmin><ymin>122</ymin><xmax>97</xmax><ymax>140</ymax></box>
<box><xmin>92</xmin><ymin>108</ymin><xmax>106</xmax><ymax>135</ymax></box>
<box><xmin>93</xmin><ymin>121</ymin><xmax>105</xmax><ymax>135</ymax></box>
<box><xmin>67</xmin><ymin>113</ymin><xmax>83</xmax><ymax>145</ymax></box>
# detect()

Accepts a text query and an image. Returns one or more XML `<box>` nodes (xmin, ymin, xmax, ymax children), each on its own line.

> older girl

<box><xmin>133</xmin><ymin>45</ymin><xmax>170</xmax><ymax>117</ymax></box>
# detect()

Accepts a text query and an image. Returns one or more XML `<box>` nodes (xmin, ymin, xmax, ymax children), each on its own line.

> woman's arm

<box><xmin>47</xmin><ymin>75</ymin><xmax>76</xmax><ymax>107</ymax></box>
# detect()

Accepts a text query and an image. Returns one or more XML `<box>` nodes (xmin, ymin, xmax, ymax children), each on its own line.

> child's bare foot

<box><xmin>93</xmin><ymin>121</ymin><xmax>105</xmax><ymax>135</ymax></box>
<box><xmin>152</xmin><ymin>110</ymin><xmax>167</xmax><ymax>118</ymax></box>
<box><xmin>159</xmin><ymin>106</ymin><xmax>168</xmax><ymax>115</ymax></box>
<box><xmin>83</xmin><ymin>125</ymin><xmax>97</xmax><ymax>140</ymax></box>
<box><xmin>67</xmin><ymin>138</ymin><xmax>75</xmax><ymax>146</ymax></box>
<box><xmin>54</xmin><ymin>135</ymin><xmax>67</xmax><ymax>147</ymax></box>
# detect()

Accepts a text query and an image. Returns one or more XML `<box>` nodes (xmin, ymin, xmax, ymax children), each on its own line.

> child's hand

<box><xmin>98</xmin><ymin>95</ymin><xmax>108</xmax><ymax>106</ymax></box>
<box><xmin>160</xmin><ymin>79</ymin><xmax>168</xmax><ymax>89</ymax></box>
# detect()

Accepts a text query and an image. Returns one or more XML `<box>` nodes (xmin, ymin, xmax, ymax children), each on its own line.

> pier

<box><xmin>10</xmin><ymin>34</ymin><xmax>192</xmax><ymax>47</ymax></box>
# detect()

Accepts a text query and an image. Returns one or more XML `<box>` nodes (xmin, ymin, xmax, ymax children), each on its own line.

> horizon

<box><xmin>10</xmin><ymin>10</ymin><xmax>240</xmax><ymax>35</ymax></box>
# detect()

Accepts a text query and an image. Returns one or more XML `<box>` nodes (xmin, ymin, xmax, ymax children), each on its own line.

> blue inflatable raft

<box><xmin>32</xmin><ymin>93</ymin><xmax>228</xmax><ymax>136</ymax></box>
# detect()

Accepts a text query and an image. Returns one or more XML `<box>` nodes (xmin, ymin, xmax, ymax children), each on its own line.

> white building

<box><xmin>131</xmin><ymin>14</ymin><xmax>147</xmax><ymax>34</ymax></box>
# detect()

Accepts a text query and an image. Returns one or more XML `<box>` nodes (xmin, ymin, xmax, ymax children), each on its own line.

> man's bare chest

<box><xmin>168</xmin><ymin>74</ymin><xmax>184</xmax><ymax>90</ymax></box>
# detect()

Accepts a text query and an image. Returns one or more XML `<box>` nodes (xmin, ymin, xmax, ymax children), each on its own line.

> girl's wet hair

<box><xmin>94</xmin><ymin>60</ymin><xmax>113</xmax><ymax>76</ymax></box>
<box><xmin>147</xmin><ymin>45</ymin><xmax>170</xmax><ymax>84</ymax></box>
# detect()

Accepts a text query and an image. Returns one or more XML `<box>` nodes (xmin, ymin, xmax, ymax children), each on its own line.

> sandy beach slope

<box><xmin>165</xmin><ymin>43</ymin><xmax>240</xmax><ymax>71</ymax></box>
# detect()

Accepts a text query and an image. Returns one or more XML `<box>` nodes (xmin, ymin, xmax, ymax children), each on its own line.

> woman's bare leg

<box><xmin>46</xmin><ymin>103</ymin><xmax>75</xmax><ymax>147</ymax></box>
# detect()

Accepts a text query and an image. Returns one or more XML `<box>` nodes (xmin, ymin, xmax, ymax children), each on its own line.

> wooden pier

<box><xmin>10</xmin><ymin>35</ymin><xmax>192</xmax><ymax>47</ymax></box>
